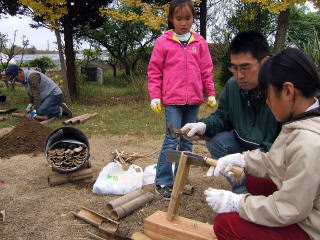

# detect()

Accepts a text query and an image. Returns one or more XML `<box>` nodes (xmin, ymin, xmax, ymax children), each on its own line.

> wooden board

<box><xmin>144</xmin><ymin>211</ymin><xmax>216</xmax><ymax>240</ymax></box>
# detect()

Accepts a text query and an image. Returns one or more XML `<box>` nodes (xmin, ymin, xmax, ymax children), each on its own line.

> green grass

<box><xmin>0</xmin><ymin>75</ymin><xmax>219</xmax><ymax>138</ymax></box>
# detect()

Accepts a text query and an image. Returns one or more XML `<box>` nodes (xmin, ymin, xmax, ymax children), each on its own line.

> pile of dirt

<box><xmin>0</xmin><ymin>119</ymin><xmax>53</xmax><ymax>158</ymax></box>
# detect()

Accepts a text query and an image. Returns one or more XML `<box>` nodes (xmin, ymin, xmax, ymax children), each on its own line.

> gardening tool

<box><xmin>166</xmin><ymin>123</ymin><xmax>210</xmax><ymax>142</ymax></box>
<box><xmin>166</xmin><ymin>150</ymin><xmax>244</xmax><ymax>180</ymax></box>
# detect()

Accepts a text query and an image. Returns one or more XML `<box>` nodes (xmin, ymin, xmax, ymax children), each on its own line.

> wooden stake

<box><xmin>166</xmin><ymin>152</ymin><xmax>190</xmax><ymax>221</ymax></box>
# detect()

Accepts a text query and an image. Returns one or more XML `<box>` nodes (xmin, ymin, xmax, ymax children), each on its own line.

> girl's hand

<box><xmin>204</xmin><ymin>188</ymin><xmax>244</xmax><ymax>213</ymax></box>
<box><xmin>207</xmin><ymin>96</ymin><xmax>217</xmax><ymax>108</ymax></box>
<box><xmin>150</xmin><ymin>98</ymin><xmax>162</xmax><ymax>114</ymax></box>
<box><xmin>214</xmin><ymin>153</ymin><xmax>246</xmax><ymax>177</ymax></box>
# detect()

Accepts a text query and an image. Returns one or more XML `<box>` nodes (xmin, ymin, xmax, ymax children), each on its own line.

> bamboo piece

<box><xmin>0</xmin><ymin>210</ymin><xmax>5</xmax><ymax>222</ymax></box>
<box><xmin>144</xmin><ymin>211</ymin><xmax>216</xmax><ymax>240</ymax></box>
<box><xmin>131</xmin><ymin>232</ymin><xmax>153</xmax><ymax>240</ymax></box>
<box><xmin>166</xmin><ymin>153</ymin><xmax>189</xmax><ymax>221</ymax></box>
<box><xmin>40</xmin><ymin>117</ymin><xmax>57</xmax><ymax>124</ymax></box>
<box><xmin>63</xmin><ymin>113</ymin><xmax>98</xmax><ymax>125</ymax></box>
<box><xmin>110</xmin><ymin>192</ymin><xmax>155</xmax><ymax>220</ymax></box>
<box><xmin>48</xmin><ymin>168</ymin><xmax>93</xmax><ymax>186</ymax></box>
<box><xmin>71</xmin><ymin>206</ymin><xmax>119</xmax><ymax>234</ymax></box>
<box><xmin>11</xmin><ymin>112</ymin><xmax>48</xmax><ymax>121</ymax></box>
<box><xmin>106</xmin><ymin>189</ymin><xmax>145</xmax><ymax>214</ymax></box>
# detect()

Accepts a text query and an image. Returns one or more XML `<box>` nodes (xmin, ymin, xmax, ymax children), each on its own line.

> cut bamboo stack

<box><xmin>106</xmin><ymin>189</ymin><xmax>154</xmax><ymax>220</ymax></box>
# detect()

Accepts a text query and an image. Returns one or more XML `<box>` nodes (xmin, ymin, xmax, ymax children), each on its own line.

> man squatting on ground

<box><xmin>5</xmin><ymin>65</ymin><xmax>72</xmax><ymax>119</ymax></box>
<box><xmin>181</xmin><ymin>31</ymin><xmax>281</xmax><ymax>194</ymax></box>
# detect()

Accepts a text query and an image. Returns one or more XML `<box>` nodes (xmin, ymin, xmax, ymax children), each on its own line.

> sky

<box><xmin>0</xmin><ymin>2</ymin><xmax>317</xmax><ymax>51</ymax></box>
<box><xmin>0</xmin><ymin>15</ymin><xmax>57</xmax><ymax>51</ymax></box>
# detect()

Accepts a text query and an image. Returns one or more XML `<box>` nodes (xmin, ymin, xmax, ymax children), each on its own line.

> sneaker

<box><xmin>155</xmin><ymin>185</ymin><xmax>172</xmax><ymax>200</ymax></box>
<box><xmin>60</xmin><ymin>103</ymin><xmax>73</xmax><ymax>118</ymax></box>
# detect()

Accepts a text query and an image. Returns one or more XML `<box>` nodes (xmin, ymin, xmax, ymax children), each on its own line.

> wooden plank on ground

<box><xmin>144</xmin><ymin>211</ymin><xmax>216</xmax><ymax>240</ymax></box>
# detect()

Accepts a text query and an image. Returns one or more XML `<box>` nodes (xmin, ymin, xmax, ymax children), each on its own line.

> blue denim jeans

<box><xmin>155</xmin><ymin>105</ymin><xmax>200</xmax><ymax>186</ymax></box>
<box><xmin>206</xmin><ymin>131</ymin><xmax>248</xmax><ymax>194</ymax></box>
<box><xmin>37</xmin><ymin>94</ymin><xmax>63</xmax><ymax>118</ymax></box>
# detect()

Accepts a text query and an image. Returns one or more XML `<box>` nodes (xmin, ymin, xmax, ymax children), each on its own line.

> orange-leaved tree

<box><xmin>242</xmin><ymin>0</ymin><xmax>320</xmax><ymax>52</ymax></box>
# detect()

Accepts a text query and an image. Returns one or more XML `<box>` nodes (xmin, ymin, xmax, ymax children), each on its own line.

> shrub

<box><xmin>22</xmin><ymin>56</ymin><xmax>56</xmax><ymax>73</ymax></box>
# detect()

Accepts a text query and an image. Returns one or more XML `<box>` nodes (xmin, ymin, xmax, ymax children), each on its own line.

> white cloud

<box><xmin>0</xmin><ymin>15</ymin><xmax>56</xmax><ymax>51</ymax></box>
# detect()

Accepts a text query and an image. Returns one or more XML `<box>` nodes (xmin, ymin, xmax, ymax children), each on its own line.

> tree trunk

<box><xmin>62</xmin><ymin>15</ymin><xmax>77</xmax><ymax>99</ymax></box>
<box><xmin>199</xmin><ymin>0</ymin><xmax>207</xmax><ymax>39</ymax></box>
<box><xmin>54</xmin><ymin>29</ymin><xmax>70</xmax><ymax>102</ymax></box>
<box><xmin>274</xmin><ymin>9</ymin><xmax>290</xmax><ymax>53</ymax></box>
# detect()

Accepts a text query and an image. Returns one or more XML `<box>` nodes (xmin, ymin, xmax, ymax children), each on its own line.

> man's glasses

<box><xmin>228</xmin><ymin>62</ymin><xmax>259</xmax><ymax>74</ymax></box>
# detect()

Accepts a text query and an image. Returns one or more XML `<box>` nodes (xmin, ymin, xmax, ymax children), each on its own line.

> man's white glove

<box><xmin>204</xmin><ymin>188</ymin><xmax>244</xmax><ymax>213</ymax></box>
<box><xmin>214</xmin><ymin>153</ymin><xmax>245</xmax><ymax>177</ymax></box>
<box><xmin>150</xmin><ymin>98</ymin><xmax>161</xmax><ymax>114</ymax></box>
<box><xmin>25</xmin><ymin>103</ymin><xmax>33</xmax><ymax>113</ymax></box>
<box><xmin>181</xmin><ymin>122</ymin><xmax>206</xmax><ymax>137</ymax></box>
<box><xmin>207</xmin><ymin>96</ymin><xmax>217</xmax><ymax>108</ymax></box>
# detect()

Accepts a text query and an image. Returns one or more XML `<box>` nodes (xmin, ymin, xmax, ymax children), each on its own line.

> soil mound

<box><xmin>0</xmin><ymin>119</ymin><xmax>52</xmax><ymax>158</ymax></box>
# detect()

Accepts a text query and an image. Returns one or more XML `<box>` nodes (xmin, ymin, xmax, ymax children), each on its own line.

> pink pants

<box><xmin>213</xmin><ymin>176</ymin><xmax>310</xmax><ymax>240</ymax></box>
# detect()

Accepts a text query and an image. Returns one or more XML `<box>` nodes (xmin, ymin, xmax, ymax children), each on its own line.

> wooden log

<box><xmin>144</xmin><ymin>211</ymin><xmax>216</xmax><ymax>240</ymax></box>
<box><xmin>106</xmin><ymin>189</ymin><xmax>145</xmax><ymax>214</ymax></box>
<box><xmin>11</xmin><ymin>112</ymin><xmax>48</xmax><ymax>121</ymax></box>
<box><xmin>131</xmin><ymin>232</ymin><xmax>153</xmax><ymax>240</ymax></box>
<box><xmin>48</xmin><ymin>167</ymin><xmax>93</xmax><ymax>186</ymax></box>
<box><xmin>63</xmin><ymin>113</ymin><xmax>98</xmax><ymax>125</ymax></box>
<box><xmin>71</xmin><ymin>206</ymin><xmax>119</xmax><ymax>234</ymax></box>
<box><xmin>110</xmin><ymin>192</ymin><xmax>154</xmax><ymax>220</ymax></box>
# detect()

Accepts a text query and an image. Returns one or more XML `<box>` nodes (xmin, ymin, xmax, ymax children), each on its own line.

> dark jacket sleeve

<box><xmin>200</xmin><ymin>80</ymin><xmax>233</xmax><ymax>136</ymax></box>
<box><xmin>28</xmin><ymin>73</ymin><xmax>41</xmax><ymax>110</ymax></box>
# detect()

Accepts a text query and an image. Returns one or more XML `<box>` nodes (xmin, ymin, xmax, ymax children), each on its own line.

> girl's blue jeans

<box><xmin>155</xmin><ymin>105</ymin><xmax>200</xmax><ymax>187</ymax></box>
<box><xmin>206</xmin><ymin>131</ymin><xmax>251</xmax><ymax>194</ymax></box>
<box><xmin>37</xmin><ymin>94</ymin><xmax>63</xmax><ymax>118</ymax></box>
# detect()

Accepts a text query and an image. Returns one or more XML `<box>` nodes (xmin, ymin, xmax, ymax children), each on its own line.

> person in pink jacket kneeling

<box><xmin>148</xmin><ymin>0</ymin><xmax>216</xmax><ymax>199</ymax></box>
<box><xmin>205</xmin><ymin>48</ymin><xmax>320</xmax><ymax>240</ymax></box>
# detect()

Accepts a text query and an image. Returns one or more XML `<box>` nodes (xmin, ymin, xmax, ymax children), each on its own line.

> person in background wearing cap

<box><xmin>5</xmin><ymin>65</ymin><xmax>72</xmax><ymax>118</ymax></box>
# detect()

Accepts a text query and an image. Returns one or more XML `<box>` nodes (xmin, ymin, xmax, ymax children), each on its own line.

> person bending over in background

<box><xmin>205</xmin><ymin>48</ymin><xmax>320</xmax><ymax>240</ymax></box>
<box><xmin>148</xmin><ymin>0</ymin><xmax>216</xmax><ymax>200</ymax></box>
<box><xmin>5</xmin><ymin>65</ymin><xmax>72</xmax><ymax>119</ymax></box>
<box><xmin>181</xmin><ymin>31</ymin><xmax>281</xmax><ymax>194</ymax></box>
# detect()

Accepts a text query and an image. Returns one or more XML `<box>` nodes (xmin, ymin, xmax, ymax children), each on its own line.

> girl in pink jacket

<box><xmin>147</xmin><ymin>0</ymin><xmax>215</xmax><ymax>200</ymax></box>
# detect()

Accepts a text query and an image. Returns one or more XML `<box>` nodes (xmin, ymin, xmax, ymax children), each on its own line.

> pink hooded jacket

<box><xmin>148</xmin><ymin>30</ymin><xmax>215</xmax><ymax>105</ymax></box>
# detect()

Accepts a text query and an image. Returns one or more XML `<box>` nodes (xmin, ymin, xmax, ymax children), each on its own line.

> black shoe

<box><xmin>60</xmin><ymin>103</ymin><xmax>73</xmax><ymax>118</ymax></box>
<box><xmin>155</xmin><ymin>185</ymin><xmax>172</xmax><ymax>200</ymax></box>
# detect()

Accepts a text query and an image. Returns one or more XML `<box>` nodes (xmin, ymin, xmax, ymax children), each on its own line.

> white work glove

<box><xmin>207</xmin><ymin>96</ymin><xmax>217</xmax><ymax>108</ymax></box>
<box><xmin>204</xmin><ymin>188</ymin><xmax>244</xmax><ymax>213</ymax></box>
<box><xmin>25</xmin><ymin>103</ymin><xmax>33</xmax><ymax>113</ymax></box>
<box><xmin>150</xmin><ymin>98</ymin><xmax>161</xmax><ymax>114</ymax></box>
<box><xmin>214</xmin><ymin>153</ymin><xmax>245</xmax><ymax>177</ymax></box>
<box><xmin>181</xmin><ymin>122</ymin><xmax>206</xmax><ymax>137</ymax></box>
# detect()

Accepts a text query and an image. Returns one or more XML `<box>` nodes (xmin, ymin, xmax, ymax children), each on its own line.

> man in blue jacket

<box><xmin>5</xmin><ymin>65</ymin><xmax>72</xmax><ymax>118</ymax></box>
<box><xmin>181</xmin><ymin>31</ymin><xmax>281</xmax><ymax>193</ymax></box>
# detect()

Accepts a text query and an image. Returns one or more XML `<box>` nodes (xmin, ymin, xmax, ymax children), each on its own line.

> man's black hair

<box><xmin>229</xmin><ymin>31</ymin><xmax>270</xmax><ymax>61</ymax></box>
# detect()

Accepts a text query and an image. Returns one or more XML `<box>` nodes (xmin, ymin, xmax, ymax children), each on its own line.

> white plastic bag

<box><xmin>143</xmin><ymin>164</ymin><xmax>157</xmax><ymax>185</ymax></box>
<box><xmin>92</xmin><ymin>161</ymin><xmax>143</xmax><ymax>195</ymax></box>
